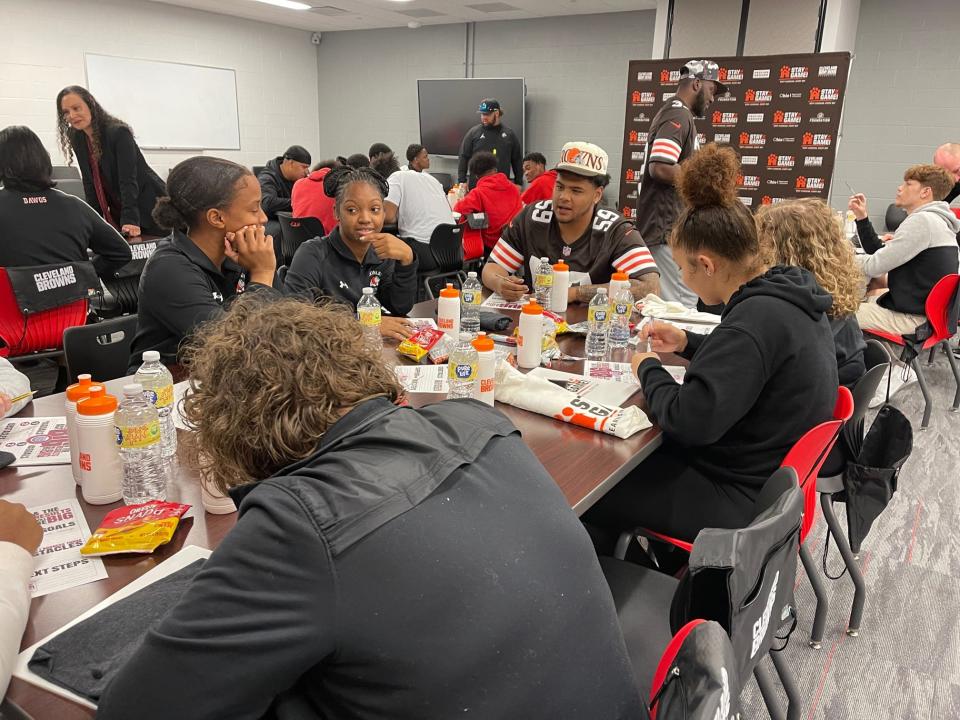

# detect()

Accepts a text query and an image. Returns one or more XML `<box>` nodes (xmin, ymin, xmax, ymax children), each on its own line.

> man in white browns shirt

<box><xmin>481</xmin><ymin>141</ymin><xmax>660</xmax><ymax>304</ymax></box>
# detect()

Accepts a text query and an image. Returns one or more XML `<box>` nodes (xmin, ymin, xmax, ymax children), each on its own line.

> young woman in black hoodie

<box><xmin>584</xmin><ymin>144</ymin><xmax>839</xmax><ymax>543</ymax></box>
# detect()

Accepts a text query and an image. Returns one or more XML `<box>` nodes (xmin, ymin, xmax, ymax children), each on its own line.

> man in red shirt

<box><xmin>520</xmin><ymin>152</ymin><xmax>557</xmax><ymax>205</ymax></box>
<box><xmin>291</xmin><ymin>159</ymin><xmax>341</xmax><ymax>235</ymax></box>
<box><xmin>455</xmin><ymin>151</ymin><xmax>523</xmax><ymax>260</ymax></box>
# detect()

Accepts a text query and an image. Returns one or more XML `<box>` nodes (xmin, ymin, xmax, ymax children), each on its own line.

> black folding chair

<box><xmin>428</xmin><ymin>172</ymin><xmax>453</xmax><ymax>193</ymax></box>
<box><xmin>277</xmin><ymin>212</ymin><xmax>324</xmax><ymax>265</ymax></box>
<box><xmin>63</xmin><ymin>314</ymin><xmax>139</xmax><ymax>382</ymax></box>
<box><xmin>422</xmin><ymin>223</ymin><xmax>465</xmax><ymax>300</ymax></box>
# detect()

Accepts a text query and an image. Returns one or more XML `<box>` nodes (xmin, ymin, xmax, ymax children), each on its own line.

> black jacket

<box><xmin>97</xmin><ymin>398</ymin><xmax>643</xmax><ymax>720</ymax></box>
<box><xmin>68</xmin><ymin>124</ymin><xmax>165</xmax><ymax>232</ymax></box>
<box><xmin>457</xmin><ymin>123</ymin><xmax>523</xmax><ymax>185</ymax></box>
<box><xmin>946</xmin><ymin>180</ymin><xmax>960</xmax><ymax>205</ymax></box>
<box><xmin>0</xmin><ymin>187</ymin><xmax>131</xmax><ymax>278</ymax></box>
<box><xmin>258</xmin><ymin>157</ymin><xmax>294</xmax><ymax>220</ymax></box>
<box><xmin>831</xmin><ymin>315</ymin><xmax>866</xmax><ymax>388</ymax></box>
<box><xmin>639</xmin><ymin>266</ymin><xmax>839</xmax><ymax>490</ymax></box>
<box><xmin>129</xmin><ymin>231</ymin><xmax>270</xmax><ymax>369</ymax></box>
<box><xmin>283</xmin><ymin>227</ymin><xmax>418</xmax><ymax>315</ymax></box>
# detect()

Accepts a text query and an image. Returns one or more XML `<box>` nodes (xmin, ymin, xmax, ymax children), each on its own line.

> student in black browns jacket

<box><xmin>283</xmin><ymin>166</ymin><xmax>418</xmax><ymax>341</ymax></box>
<box><xmin>56</xmin><ymin>86</ymin><xmax>165</xmax><ymax>237</ymax></box>
<box><xmin>0</xmin><ymin>125</ymin><xmax>131</xmax><ymax>277</ymax></box>
<box><xmin>98</xmin><ymin>296</ymin><xmax>644</xmax><ymax>720</ymax></box>
<box><xmin>583</xmin><ymin>144</ymin><xmax>838</xmax><ymax>544</ymax></box>
<box><xmin>128</xmin><ymin>156</ymin><xmax>276</xmax><ymax>371</ymax></box>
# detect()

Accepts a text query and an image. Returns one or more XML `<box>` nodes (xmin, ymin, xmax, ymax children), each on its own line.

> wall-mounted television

<box><xmin>417</xmin><ymin>78</ymin><xmax>525</xmax><ymax>157</ymax></box>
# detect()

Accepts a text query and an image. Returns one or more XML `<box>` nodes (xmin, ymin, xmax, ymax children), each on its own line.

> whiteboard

<box><xmin>84</xmin><ymin>54</ymin><xmax>241</xmax><ymax>150</ymax></box>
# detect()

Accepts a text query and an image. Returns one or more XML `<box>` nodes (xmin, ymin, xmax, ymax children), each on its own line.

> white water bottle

<box><xmin>533</xmin><ymin>257</ymin><xmax>554</xmax><ymax>310</ymax></box>
<box><xmin>116</xmin><ymin>383</ymin><xmax>166</xmax><ymax>505</ymax></box>
<box><xmin>65</xmin><ymin>374</ymin><xmax>94</xmax><ymax>485</ymax></box>
<box><xmin>609</xmin><ymin>271</ymin><xmax>631</xmax><ymax>300</ymax></box>
<box><xmin>437</xmin><ymin>283</ymin><xmax>461</xmax><ymax>337</ymax></box>
<box><xmin>608</xmin><ymin>283</ymin><xmax>633</xmax><ymax>350</ymax></box>
<box><xmin>472</xmin><ymin>332</ymin><xmax>496</xmax><ymax>405</ymax></box>
<box><xmin>551</xmin><ymin>260</ymin><xmax>570</xmax><ymax>313</ymax></box>
<box><xmin>586</xmin><ymin>288</ymin><xmax>610</xmax><ymax>360</ymax></box>
<box><xmin>461</xmin><ymin>272</ymin><xmax>482</xmax><ymax>338</ymax></box>
<box><xmin>134</xmin><ymin>351</ymin><xmax>177</xmax><ymax>460</ymax></box>
<box><xmin>447</xmin><ymin>332</ymin><xmax>479</xmax><ymax>399</ymax></box>
<box><xmin>357</xmin><ymin>288</ymin><xmax>383</xmax><ymax>351</ymax></box>
<box><xmin>517</xmin><ymin>300</ymin><xmax>544</xmax><ymax>369</ymax></box>
<box><xmin>77</xmin><ymin>386</ymin><xmax>123</xmax><ymax>505</ymax></box>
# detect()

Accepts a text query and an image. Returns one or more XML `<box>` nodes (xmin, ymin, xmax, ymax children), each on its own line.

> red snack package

<box><xmin>80</xmin><ymin>501</ymin><xmax>192</xmax><ymax>556</ymax></box>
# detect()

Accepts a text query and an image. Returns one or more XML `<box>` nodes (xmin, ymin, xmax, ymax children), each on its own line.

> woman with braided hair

<box><xmin>283</xmin><ymin>166</ymin><xmax>418</xmax><ymax>340</ymax></box>
<box><xmin>583</xmin><ymin>144</ymin><xmax>839</xmax><ymax>543</ymax></box>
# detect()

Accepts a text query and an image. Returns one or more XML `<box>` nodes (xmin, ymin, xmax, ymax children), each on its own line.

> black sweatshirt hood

<box><xmin>724</xmin><ymin>265</ymin><xmax>833</xmax><ymax>321</ymax></box>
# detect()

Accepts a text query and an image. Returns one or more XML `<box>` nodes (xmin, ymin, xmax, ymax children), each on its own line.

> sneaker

<box><xmin>870</xmin><ymin>364</ymin><xmax>918</xmax><ymax>408</ymax></box>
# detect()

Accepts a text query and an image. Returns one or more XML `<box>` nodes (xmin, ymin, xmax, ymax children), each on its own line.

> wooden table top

<box><xmin>2</xmin><ymin>296</ymin><xmax>664</xmax><ymax>718</ymax></box>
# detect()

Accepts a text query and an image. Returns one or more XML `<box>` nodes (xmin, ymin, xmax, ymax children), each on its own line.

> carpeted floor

<box><xmin>741</xmin><ymin>350</ymin><xmax>960</xmax><ymax>719</ymax></box>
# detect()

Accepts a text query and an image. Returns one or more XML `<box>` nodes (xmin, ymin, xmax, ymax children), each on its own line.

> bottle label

<box><xmin>449</xmin><ymin>362</ymin><xmax>477</xmax><ymax>381</ymax></box>
<box><xmin>116</xmin><ymin>421</ymin><xmax>161</xmax><ymax>449</ymax></box>
<box><xmin>358</xmin><ymin>307</ymin><xmax>381</xmax><ymax>327</ymax></box>
<box><xmin>589</xmin><ymin>307</ymin><xmax>608</xmax><ymax>323</ymax></box>
<box><xmin>614</xmin><ymin>302</ymin><xmax>630</xmax><ymax>316</ymax></box>
<box><xmin>462</xmin><ymin>291</ymin><xmax>481</xmax><ymax>306</ymax></box>
<box><xmin>145</xmin><ymin>384</ymin><xmax>174</xmax><ymax>409</ymax></box>
<box><xmin>535</xmin><ymin>273</ymin><xmax>554</xmax><ymax>288</ymax></box>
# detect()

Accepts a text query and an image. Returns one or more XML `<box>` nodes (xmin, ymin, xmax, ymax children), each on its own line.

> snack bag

<box><xmin>80</xmin><ymin>501</ymin><xmax>192</xmax><ymax>556</ymax></box>
<box><xmin>397</xmin><ymin>327</ymin><xmax>445</xmax><ymax>363</ymax></box>
<box><xmin>428</xmin><ymin>333</ymin><xmax>454</xmax><ymax>364</ymax></box>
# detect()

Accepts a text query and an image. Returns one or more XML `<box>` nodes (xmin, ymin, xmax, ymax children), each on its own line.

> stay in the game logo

<box><xmin>719</xmin><ymin>67</ymin><xmax>743</xmax><ymax>83</ymax></box>
<box><xmin>660</xmin><ymin>69</ymin><xmax>681</xmax><ymax>84</ymax></box>
<box><xmin>631</xmin><ymin>90</ymin><xmax>656</xmax><ymax>106</ymax></box>
<box><xmin>760</xmin><ymin>195</ymin><xmax>786</xmax><ymax>205</ymax></box>
<box><xmin>739</xmin><ymin>132</ymin><xmax>767</xmax><ymax>148</ymax></box>
<box><xmin>809</xmin><ymin>87</ymin><xmax>840</xmax><ymax>104</ymax></box>
<box><xmin>772</xmin><ymin>110</ymin><xmax>802</xmax><ymax>127</ymax></box>
<box><xmin>779</xmin><ymin>65</ymin><xmax>809</xmax><ymax>81</ymax></box>
<box><xmin>624</xmin><ymin>168</ymin><xmax>639</xmax><ymax>184</ymax></box>
<box><xmin>796</xmin><ymin>176</ymin><xmax>825</xmax><ymax>192</ymax></box>
<box><xmin>697</xmin><ymin>132</ymin><xmax>707</xmax><ymax>146</ymax></box>
<box><xmin>712</xmin><ymin>111</ymin><xmax>738</xmax><ymax>127</ymax></box>
<box><xmin>628</xmin><ymin>130</ymin><xmax>648</xmax><ymax>145</ymax></box>
<box><xmin>802</xmin><ymin>132</ymin><xmax>832</xmax><ymax>148</ymax></box>
<box><xmin>736</xmin><ymin>174</ymin><xmax>760</xmax><ymax>189</ymax></box>
<box><xmin>767</xmin><ymin>154</ymin><xmax>795</xmax><ymax>169</ymax></box>
<box><xmin>743</xmin><ymin>89</ymin><xmax>772</xmax><ymax>105</ymax></box>
<box><xmin>622</xmin><ymin>206</ymin><xmax>635</xmax><ymax>218</ymax></box>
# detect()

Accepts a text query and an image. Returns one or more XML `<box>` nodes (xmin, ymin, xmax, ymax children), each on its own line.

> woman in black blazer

<box><xmin>56</xmin><ymin>85</ymin><xmax>165</xmax><ymax>237</ymax></box>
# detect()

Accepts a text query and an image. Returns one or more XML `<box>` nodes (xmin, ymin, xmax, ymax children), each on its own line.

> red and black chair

<box><xmin>277</xmin><ymin>212</ymin><xmax>325</xmax><ymax>266</ymax></box>
<box><xmin>602</xmin><ymin>466</ymin><xmax>804</xmax><ymax>720</ymax></box>
<box><xmin>649</xmin><ymin>619</ymin><xmax>741</xmax><ymax>720</ymax></box>
<box><xmin>863</xmin><ymin>273</ymin><xmax>960</xmax><ymax>429</ymax></box>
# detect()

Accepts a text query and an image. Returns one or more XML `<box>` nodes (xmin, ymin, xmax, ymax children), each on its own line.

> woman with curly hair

<box><xmin>56</xmin><ymin>85</ymin><xmax>165</xmax><ymax>237</ymax></box>
<box><xmin>583</xmin><ymin>144</ymin><xmax>839</xmax><ymax>542</ymax></box>
<box><xmin>757</xmin><ymin>198</ymin><xmax>867</xmax><ymax>387</ymax></box>
<box><xmin>97</xmin><ymin>296</ymin><xmax>643</xmax><ymax>720</ymax></box>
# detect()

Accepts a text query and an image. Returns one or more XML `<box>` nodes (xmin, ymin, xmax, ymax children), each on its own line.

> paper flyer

<box><xmin>0</xmin><ymin>417</ymin><xmax>71</xmax><ymax>466</ymax></box>
<box><xmin>395</xmin><ymin>364</ymin><xmax>449</xmax><ymax>394</ymax></box>
<box><xmin>584</xmin><ymin>361</ymin><xmax>639</xmax><ymax>386</ymax></box>
<box><xmin>481</xmin><ymin>293</ymin><xmax>528</xmax><ymax>311</ymax></box>
<box><xmin>29</xmin><ymin>499</ymin><xmax>108</xmax><ymax>598</ymax></box>
<box><xmin>409</xmin><ymin>317</ymin><xmax>438</xmax><ymax>331</ymax></box>
<box><xmin>528</xmin><ymin>367</ymin><xmax>639</xmax><ymax>406</ymax></box>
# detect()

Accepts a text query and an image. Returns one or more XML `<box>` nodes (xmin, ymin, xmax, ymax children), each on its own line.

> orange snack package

<box><xmin>80</xmin><ymin>501</ymin><xmax>192</xmax><ymax>556</ymax></box>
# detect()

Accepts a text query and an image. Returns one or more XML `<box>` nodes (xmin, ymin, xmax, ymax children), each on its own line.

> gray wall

<box><xmin>743</xmin><ymin>0</ymin><xmax>821</xmax><ymax>56</ymax></box>
<box><xmin>315</xmin><ymin>10</ymin><xmax>656</xmax><ymax>205</ymax></box>
<box><xmin>830</xmin><ymin>0</ymin><xmax>960</xmax><ymax>226</ymax></box>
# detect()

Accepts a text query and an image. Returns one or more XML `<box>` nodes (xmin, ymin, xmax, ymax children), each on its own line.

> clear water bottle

<box><xmin>461</xmin><ymin>271</ymin><xmax>482</xmax><ymax>338</ymax></box>
<box><xmin>533</xmin><ymin>256</ymin><xmax>554</xmax><ymax>310</ymax></box>
<box><xmin>115</xmin><ymin>383</ymin><xmax>166</xmax><ymax>505</ymax></box>
<box><xmin>357</xmin><ymin>287</ymin><xmax>383</xmax><ymax>351</ymax></box>
<box><xmin>135</xmin><ymin>351</ymin><xmax>177</xmax><ymax>460</ymax></box>
<box><xmin>608</xmin><ymin>284</ymin><xmax>633</xmax><ymax>350</ymax></box>
<box><xmin>447</xmin><ymin>332</ymin><xmax>479</xmax><ymax>399</ymax></box>
<box><xmin>586</xmin><ymin>287</ymin><xmax>610</xmax><ymax>360</ymax></box>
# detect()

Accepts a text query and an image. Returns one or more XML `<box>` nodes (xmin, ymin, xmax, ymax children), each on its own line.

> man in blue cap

<box><xmin>458</xmin><ymin>98</ymin><xmax>522</xmax><ymax>188</ymax></box>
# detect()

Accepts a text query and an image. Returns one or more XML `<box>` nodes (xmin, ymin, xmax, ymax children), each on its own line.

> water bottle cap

<box><xmin>76</xmin><ymin>385</ymin><xmax>118</xmax><ymax>415</ymax></box>
<box><xmin>553</xmin><ymin>261</ymin><xmax>569</xmax><ymax>271</ymax></box>
<box><xmin>472</xmin><ymin>333</ymin><xmax>495</xmax><ymax>352</ymax></box>
<box><xmin>66</xmin><ymin>374</ymin><xmax>97</xmax><ymax>401</ymax></box>
<box><xmin>439</xmin><ymin>284</ymin><xmax>460</xmax><ymax>298</ymax></box>
<box><xmin>521</xmin><ymin>300</ymin><xmax>543</xmax><ymax>315</ymax></box>
<box><xmin>142</xmin><ymin>350</ymin><xmax>161</xmax><ymax>362</ymax></box>
<box><xmin>467</xmin><ymin>271</ymin><xmax>477</xmax><ymax>278</ymax></box>
<box><xmin>458</xmin><ymin>331</ymin><xmax>474</xmax><ymax>342</ymax></box>
<box><xmin>540</xmin><ymin>256</ymin><xmax>549</xmax><ymax>262</ymax></box>
<box><xmin>362</xmin><ymin>287</ymin><xmax>374</xmax><ymax>295</ymax></box>
<box><xmin>123</xmin><ymin>383</ymin><xmax>145</xmax><ymax>397</ymax></box>
<box><xmin>611</xmin><ymin>272</ymin><xmax>628</xmax><ymax>282</ymax></box>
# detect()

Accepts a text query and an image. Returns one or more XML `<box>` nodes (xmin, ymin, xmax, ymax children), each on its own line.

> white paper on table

<box><xmin>13</xmin><ymin>545</ymin><xmax>211</xmax><ymax>710</ymax></box>
<box><xmin>481</xmin><ymin>293</ymin><xmax>528</xmax><ymax>311</ymax></box>
<box><xmin>528</xmin><ymin>367</ymin><xmax>639</xmax><ymax>406</ymax></box>
<box><xmin>568</xmin><ymin>271</ymin><xmax>592</xmax><ymax>287</ymax></box>
<box><xmin>637</xmin><ymin>294</ymin><xmax>722</xmax><ymax>325</ymax></box>
<box><xmin>394</xmin><ymin>364</ymin><xmax>449</xmax><ymax>394</ymax></box>
<box><xmin>409</xmin><ymin>317</ymin><xmax>438</xmax><ymax>331</ymax></box>
<box><xmin>584</xmin><ymin>361</ymin><xmax>640</xmax><ymax>387</ymax></box>
<box><xmin>28</xmin><ymin>499</ymin><xmax>107</xmax><ymax>598</ymax></box>
<box><xmin>662</xmin><ymin>366</ymin><xmax>686</xmax><ymax>384</ymax></box>
<box><xmin>0</xmin><ymin>417</ymin><xmax>71</xmax><ymax>466</ymax></box>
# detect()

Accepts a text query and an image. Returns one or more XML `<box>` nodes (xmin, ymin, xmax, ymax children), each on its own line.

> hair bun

<box><xmin>676</xmin><ymin>143</ymin><xmax>740</xmax><ymax>210</ymax></box>
<box><xmin>323</xmin><ymin>166</ymin><xmax>352</xmax><ymax>198</ymax></box>
<box><xmin>152</xmin><ymin>196</ymin><xmax>188</xmax><ymax>230</ymax></box>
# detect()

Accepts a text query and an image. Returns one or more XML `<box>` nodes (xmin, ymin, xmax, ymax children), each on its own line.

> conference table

<box><xmin>2</xmin><ymin>296</ymin><xmax>665</xmax><ymax>718</ymax></box>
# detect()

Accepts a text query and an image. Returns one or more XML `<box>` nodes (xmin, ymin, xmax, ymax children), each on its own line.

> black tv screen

<box><xmin>417</xmin><ymin>78</ymin><xmax>525</xmax><ymax>157</ymax></box>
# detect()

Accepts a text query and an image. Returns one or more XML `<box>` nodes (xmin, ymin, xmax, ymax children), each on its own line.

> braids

<box><xmin>323</xmin><ymin>166</ymin><xmax>389</xmax><ymax>217</ymax></box>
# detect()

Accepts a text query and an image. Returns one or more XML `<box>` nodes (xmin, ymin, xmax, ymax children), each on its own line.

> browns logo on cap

<box><xmin>556</xmin><ymin>141</ymin><xmax>609</xmax><ymax>178</ymax></box>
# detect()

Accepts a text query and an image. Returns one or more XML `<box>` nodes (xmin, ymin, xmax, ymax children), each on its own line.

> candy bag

<box><xmin>80</xmin><ymin>501</ymin><xmax>192</xmax><ymax>556</ymax></box>
<box><xmin>397</xmin><ymin>327</ymin><xmax>445</xmax><ymax>363</ymax></box>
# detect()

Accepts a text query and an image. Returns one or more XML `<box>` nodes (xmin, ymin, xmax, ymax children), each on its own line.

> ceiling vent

<box><xmin>465</xmin><ymin>2</ymin><xmax>520</xmax><ymax>11</ymax></box>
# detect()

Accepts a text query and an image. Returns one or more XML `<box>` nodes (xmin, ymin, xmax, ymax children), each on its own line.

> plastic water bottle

<box><xmin>586</xmin><ymin>288</ymin><xmax>610</xmax><ymax>360</ymax></box>
<box><xmin>115</xmin><ymin>383</ymin><xmax>166</xmax><ymax>505</ymax></box>
<box><xmin>533</xmin><ymin>257</ymin><xmax>554</xmax><ymax>310</ymax></box>
<box><xmin>608</xmin><ymin>284</ymin><xmax>633</xmax><ymax>350</ymax></box>
<box><xmin>447</xmin><ymin>332</ymin><xmax>479</xmax><ymax>399</ymax></box>
<box><xmin>461</xmin><ymin>271</ymin><xmax>482</xmax><ymax>338</ymax></box>
<box><xmin>134</xmin><ymin>351</ymin><xmax>177</xmax><ymax>460</ymax></box>
<box><xmin>357</xmin><ymin>287</ymin><xmax>383</xmax><ymax>351</ymax></box>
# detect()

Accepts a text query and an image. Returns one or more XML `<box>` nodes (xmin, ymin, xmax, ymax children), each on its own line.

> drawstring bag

<box><xmin>4</xmin><ymin>261</ymin><xmax>99</xmax><ymax>315</ymax></box>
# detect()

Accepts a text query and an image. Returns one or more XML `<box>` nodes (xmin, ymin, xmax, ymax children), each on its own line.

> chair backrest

<box><xmin>0</xmin><ymin>268</ymin><xmax>88</xmax><ymax>358</ymax></box>
<box><xmin>63</xmin><ymin>315</ymin><xmax>139</xmax><ymax>382</ymax></box>
<box><xmin>51</xmin><ymin>165</ymin><xmax>81</xmax><ymax>180</ymax></box>
<box><xmin>253</xmin><ymin>165</ymin><xmax>266</xmax><ymax>177</ymax></box>
<box><xmin>923</xmin><ymin>273</ymin><xmax>960</xmax><ymax>343</ymax></box>
<box><xmin>863</xmin><ymin>338</ymin><xmax>890</xmax><ymax>371</ymax></box>
<box><xmin>885</xmin><ymin>203</ymin><xmax>907</xmax><ymax>232</ymax></box>
<box><xmin>676</xmin><ymin>466</ymin><xmax>802</xmax><ymax>684</ymax></box>
<box><xmin>275</xmin><ymin>265</ymin><xmax>288</xmax><ymax>290</ymax></box>
<box><xmin>428</xmin><ymin>172</ymin><xmax>454</xmax><ymax>193</ymax></box>
<box><xmin>650</xmin><ymin>619</ymin><xmax>741</xmax><ymax>720</ymax></box>
<box><xmin>56</xmin><ymin>178</ymin><xmax>85</xmax><ymax>200</ymax></box>
<box><xmin>429</xmin><ymin>223</ymin><xmax>464</xmax><ymax>272</ymax></box>
<box><xmin>276</xmin><ymin>213</ymin><xmax>323</xmax><ymax>265</ymax></box>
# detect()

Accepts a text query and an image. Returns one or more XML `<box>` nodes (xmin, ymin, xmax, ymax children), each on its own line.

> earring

<box><xmin>706</xmin><ymin>270</ymin><xmax>714</xmax><ymax>277</ymax></box>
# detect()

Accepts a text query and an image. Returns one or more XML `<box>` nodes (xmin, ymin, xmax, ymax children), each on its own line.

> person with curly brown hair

<box><xmin>756</xmin><ymin>198</ymin><xmax>867</xmax><ymax>387</ymax></box>
<box><xmin>97</xmin><ymin>295</ymin><xmax>643</xmax><ymax>720</ymax></box>
<box><xmin>56</xmin><ymin>85</ymin><xmax>165</xmax><ymax>237</ymax></box>
<box><xmin>582</xmin><ymin>144</ymin><xmax>838</xmax><ymax>543</ymax></box>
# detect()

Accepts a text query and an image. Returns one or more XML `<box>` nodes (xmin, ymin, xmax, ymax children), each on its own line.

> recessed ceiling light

<box><xmin>250</xmin><ymin>0</ymin><xmax>312</xmax><ymax>10</ymax></box>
